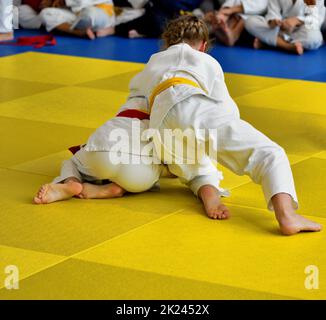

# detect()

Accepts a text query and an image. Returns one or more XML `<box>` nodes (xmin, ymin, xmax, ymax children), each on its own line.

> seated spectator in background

<box><xmin>0</xmin><ymin>0</ymin><xmax>14</xmax><ymax>41</ymax></box>
<box><xmin>245</xmin><ymin>0</ymin><xmax>325</xmax><ymax>55</ymax></box>
<box><xmin>18</xmin><ymin>0</ymin><xmax>47</xmax><ymax>29</ymax></box>
<box><xmin>115</xmin><ymin>0</ymin><xmax>203</xmax><ymax>39</ymax></box>
<box><xmin>205</xmin><ymin>0</ymin><xmax>268</xmax><ymax>46</ymax></box>
<box><xmin>113</xmin><ymin>0</ymin><xmax>147</xmax><ymax>27</ymax></box>
<box><xmin>39</xmin><ymin>0</ymin><xmax>115</xmax><ymax>39</ymax></box>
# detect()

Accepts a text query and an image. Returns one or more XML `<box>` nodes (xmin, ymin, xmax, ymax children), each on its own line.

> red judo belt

<box><xmin>68</xmin><ymin>109</ymin><xmax>149</xmax><ymax>154</ymax></box>
<box><xmin>116</xmin><ymin>109</ymin><xmax>150</xmax><ymax>120</ymax></box>
<box><xmin>0</xmin><ymin>35</ymin><xmax>56</xmax><ymax>49</ymax></box>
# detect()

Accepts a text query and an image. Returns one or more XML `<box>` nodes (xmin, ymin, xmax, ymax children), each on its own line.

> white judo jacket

<box><xmin>129</xmin><ymin>43</ymin><xmax>240</xmax><ymax>131</ymax></box>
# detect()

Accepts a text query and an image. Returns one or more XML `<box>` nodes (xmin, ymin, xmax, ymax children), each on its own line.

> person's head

<box><xmin>162</xmin><ymin>15</ymin><xmax>210</xmax><ymax>52</ymax></box>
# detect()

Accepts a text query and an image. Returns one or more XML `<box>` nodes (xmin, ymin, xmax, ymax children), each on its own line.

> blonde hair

<box><xmin>162</xmin><ymin>15</ymin><xmax>210</xmax><ymax>51</ymax></box>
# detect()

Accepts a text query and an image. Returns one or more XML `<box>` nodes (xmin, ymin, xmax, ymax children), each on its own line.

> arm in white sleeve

<box><xmin>265</xmin><ymin>0</ymin><xmax>282</xmax><ymax>22</ymax></box>
<box><xmin>222</xmin><ymin>0</ymin><xmax>240</xmax><ymax>8</ymax></box>
<box><xmin>241</xmin><ymin>0</ymin><xmax>268</xmax><ymax>15</ymax></box>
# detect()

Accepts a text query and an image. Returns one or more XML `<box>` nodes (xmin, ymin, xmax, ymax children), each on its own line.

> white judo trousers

<box><xmin>0</xmin><ymin>0</ymin><xmax>13</xmax><ymax>33</ymax></box>
<box><xmin>53</xmin><ymin>146</ymin><xmax>163</xmax><ymax>193</ymax></box>
<box><xmin>245</xmin><ymin>0</ymin><xmax>325</xmax><ymax>50</ymax></box>
<box><xmin>158</xmin><ymin>94</ymin><xmax>297</xmax><ymax>210</ymax></box>
<box><xmin>53</xmin><ymin>97</ymin><xmax>161</xmax><ymax>193</ymax></box>
<box><xmin>129</xmin><ymin>43</ymin><xmax>298</xmax><ymax>210</ymax></box>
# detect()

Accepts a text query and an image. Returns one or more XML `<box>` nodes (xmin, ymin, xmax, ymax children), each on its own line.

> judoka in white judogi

<box><xmin>245</xmin><ymin>0</ymin><xmax>325</xmax><ymax>50</ymax></box>
<box><xmin>53</xmin><ymin>97</ymin><xmax>162</xmax><ymax>193</ymax></box>
<box><xmin>129</xmin><ymin>42</ymin><xmax>299</xmax><ymax>210</ymax></box>
<box><xmin>39</xmin><ymin>0</ymin><xmax>115</xmax><ymax>32</ymax></box>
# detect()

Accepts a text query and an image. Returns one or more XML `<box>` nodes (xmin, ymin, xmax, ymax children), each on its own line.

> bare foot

<box><xmin>86</xmin><ymin>28</ymin><xmax>96</xmax><ymax>40</ymax></box>
<box><xmin>277</xmin><ymin>212</ymin><xmax>322</xmax><ymax>236</ymax></box>
<box><xmin>294</xmin><ymin>42</ymin><xmax>304</xmax><ymax>55</ymax></box>
<box><xmin>79</xmin><ymin>182</ymin><xmax>125</xmax><ymax>199</ymax></box>
<box><xmin>128</xmin><ymin>29</ymin><xmax>144</xmax><ymax>39</ymax></box>
<box><xmin>96</xmin><ymin>27</ymin><xmax>115</xmax><ymax>38</ymax></box>
<box><xmin>33</xmin><ymin>181</ymin><xmax>83</xmax><ymax>204</ymax></box>
<box><xmin>253</xmin><ymin>38</ymin><xmax>264</xmax><ymax>49</ymax></box>
<box><xmin>0</xmin><ymin>32</ymin><xmax>14</xmax><ymax>42</ymax></box>
<box><xmin>199</xmin><ymin>185</ymin><xmax>230</xmax><ymax>220</ymax></box>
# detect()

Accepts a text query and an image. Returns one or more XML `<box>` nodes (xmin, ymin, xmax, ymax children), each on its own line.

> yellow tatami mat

<box><xmin>0</xmin><ymin>52</ymin><xmax>325</xmax><ymax>300</ymax></box>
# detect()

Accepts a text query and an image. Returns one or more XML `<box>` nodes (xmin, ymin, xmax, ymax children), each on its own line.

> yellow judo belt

<box><xmin>149</xmin><ymin>77</ymin><xmax>206</xmax><ymax>112</ymax></box>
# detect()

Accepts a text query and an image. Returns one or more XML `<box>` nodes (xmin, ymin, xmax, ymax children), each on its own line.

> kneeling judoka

<box><xmin>130</xmin><ymin>15</ymin><xmax>322</xmax><ymax>235</ymax></box>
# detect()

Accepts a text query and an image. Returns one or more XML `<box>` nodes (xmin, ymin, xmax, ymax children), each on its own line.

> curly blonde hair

<box><xmin>162</xmin><ymin>15</ymin><xmax>210</xmax><ymax>51</ymax></box>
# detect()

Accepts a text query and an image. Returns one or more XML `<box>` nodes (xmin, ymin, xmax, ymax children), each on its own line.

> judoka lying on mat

<box><xmin>34</xmin><ymin>95</ymin><xmax>227</xmax><ymax>219</ymax></box>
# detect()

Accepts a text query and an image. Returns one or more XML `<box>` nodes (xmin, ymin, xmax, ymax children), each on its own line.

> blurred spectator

<box><xmin>0</xmin><ymin>0</ymin><xmax>14</xmax><ymax>41</ymax></box>
<box><xmin>245</xmin><ymin>0</ymin><xmax>325</xmax><ymax>55</ymax></box>
<box><xmin>115</xmin><ymin>0</ymin><xmax>203</xmax><ymax>38</ymax></box>
<box><xmin>39</xmin><ymin>0</ymin><xmax>116</xmax><ymax>39</ymax></box>
<box><xmin>18</xmin><ymin>0</ymin><xmax>43</xmax><ymax>29</ymax></box>
<box><xmin>204</xmin><ymin>0</ymin><xmax>268</xmax><ymax>46</ymax></box>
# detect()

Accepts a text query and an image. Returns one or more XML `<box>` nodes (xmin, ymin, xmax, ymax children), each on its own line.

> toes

<box><xmin>305</xmin><ymin>223</ymin><xmax>322</xmax><ymax>232</ymax></box>
<box><xmin>33</xmin><ymin>196</ymin><xmax>42</xmax><ymax>204</ymax></box>
<box><xmin>39</xmin><ymin>185</ymin><xmax>48</xmax><ymax>196</ymax></box>
<box><xmin>208</xmin><ymin>210</ymin><xmax>224</xmax><ymax>220</ymax></box>
<box><xmin>207</xmin><ymin>206</ymin><xmax>231</xmax><ymax>220</ymax></box>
